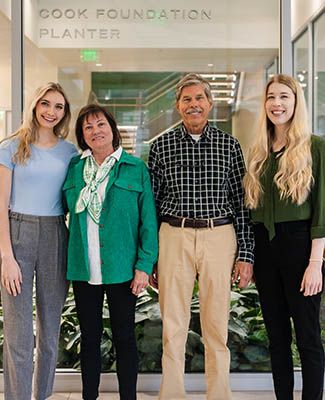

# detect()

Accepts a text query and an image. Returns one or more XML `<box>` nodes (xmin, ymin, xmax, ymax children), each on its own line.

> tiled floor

<box><xmin>0</xmin><ymin>392</ymin><xmax>305</xmax><ymax>400</ymax></box>
<box><xmin>56</xmin><ymin>393</ymin><xmax>307</xmax><ymax>400</ymax></box>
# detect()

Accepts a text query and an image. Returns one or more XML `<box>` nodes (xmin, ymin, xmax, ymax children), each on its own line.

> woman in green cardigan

<box><xmin>244</xmin><ymin>74</ymin><xmax>325</xmax><ymax>400</ymax></box>
<box><xmin>63</xmin><ymin>104</ymin><xmax>158</xmax><ymax>400</ymax></box>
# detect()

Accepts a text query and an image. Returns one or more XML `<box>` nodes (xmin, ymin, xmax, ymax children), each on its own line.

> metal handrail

<box><xmin>143</xmin><ymin>120</ymin><xmax>182</xmax><ymax>144</ymax></box>
<box><xmin>142</xmin><ymin>72</ymin><xmax>180</xmax><ymax>98</ymax></box>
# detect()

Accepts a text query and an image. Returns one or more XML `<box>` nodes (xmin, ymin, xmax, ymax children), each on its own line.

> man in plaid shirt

<box><xmin>148</xmin><ymin>73</ymin><xmax>254</xmax><ymax>400</ymax></box>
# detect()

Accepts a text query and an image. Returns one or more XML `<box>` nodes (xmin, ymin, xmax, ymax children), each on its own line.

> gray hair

<box><xmin>175</xmin><ymin>73</ymin><xmax>213</xmax><ymax>104</ymax></box>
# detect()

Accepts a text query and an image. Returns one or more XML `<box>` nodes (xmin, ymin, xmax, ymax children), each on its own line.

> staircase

<box><xmin>91</xmin><ymin>72</ymin><xmax>242</xmax><ymax>156</ymax></box>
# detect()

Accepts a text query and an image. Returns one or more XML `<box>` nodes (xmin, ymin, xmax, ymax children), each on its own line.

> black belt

<box><xmin>161</xmin><ymin>216</ymin><xmax>232</xmax><ymax>229</ymax></box>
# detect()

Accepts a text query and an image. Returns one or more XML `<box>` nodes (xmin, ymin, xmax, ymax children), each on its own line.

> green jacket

<box><xmin>63</xmin><ymin>150</ymin><xmax>158</xmax><ymax>284</ymax></box>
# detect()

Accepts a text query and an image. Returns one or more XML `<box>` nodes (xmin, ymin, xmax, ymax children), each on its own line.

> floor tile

<box><xmin>0</xmin><ymin>391</ymin><xmax>309</xmax><ymax>400</ymax></box>
<box><xmin>54</xmin><ymin>392</ymin><xmax>301</xmax><ymax>400</ymax></box>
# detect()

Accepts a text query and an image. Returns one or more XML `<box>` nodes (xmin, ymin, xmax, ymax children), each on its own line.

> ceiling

<box><xmin>40</xmin><ymin>47</ymin><xmax>278</xmax><ymax>73</ymax></box>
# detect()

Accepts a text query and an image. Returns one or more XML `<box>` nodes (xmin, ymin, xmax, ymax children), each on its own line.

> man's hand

<box><xmin>149</xmin><ymin>264</ymin><xmax>158</xmax><ymax>289</ymax></box>
<box><xmin>232</xmin><ymin>261</ymin><xmax>253</xmax><ymax>289</ymax></box>
<box><xmin>130</xmin><ymin>269</ymin><xmax>149</xmax><ymax>296</ymax></box>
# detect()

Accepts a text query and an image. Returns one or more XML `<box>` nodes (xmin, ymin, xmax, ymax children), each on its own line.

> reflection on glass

<box><xmin>293</xmin><ymin>31</ymin><xmax>309</xmax><ymax>109</ymax></box>
<box><xmin>265</xmin><ymin>57</ymin><xmax>279</xmax><ymax>83</ymax></box>
<box><xmin>21</xmin><ymin>0</ymin><xmax>279</xmax><ymax>373</ymax></box>
<box><xmin>0</xmin><ymin>111</ymin><xmax>6</xmax><ymax>140</ymax></box>
<box><xmin>0</xmin><ymin>9</ymin><xmax>11</xmax><ymax>139</ymax></box>
<box><xmin>314</xmin><ymin>12</ymin><xmax>325</xmax><ymax>136</ymax></box>
<box><xmin>91</xmin><ymin>72</ymin><xmax>240</xmax><ymax>161</ymax></box>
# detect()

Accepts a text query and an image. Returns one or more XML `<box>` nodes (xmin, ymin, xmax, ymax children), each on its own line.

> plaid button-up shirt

<box><xmin>148</xmin><ymin>123</ymin><xmax>254</xmax><ymax>263</ymax></box>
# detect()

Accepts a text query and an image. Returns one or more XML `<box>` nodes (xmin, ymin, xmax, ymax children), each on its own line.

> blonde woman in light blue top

<box><xmin>0</xmin><ymin>82</ymin><xmax>77</xmax><ymax>400</ymax></box>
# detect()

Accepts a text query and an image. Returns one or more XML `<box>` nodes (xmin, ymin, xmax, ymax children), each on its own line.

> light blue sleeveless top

<box><xmin>0</xmin><ymin>138</ymin><xmax>78</xmax><ymax>216</ymax></box>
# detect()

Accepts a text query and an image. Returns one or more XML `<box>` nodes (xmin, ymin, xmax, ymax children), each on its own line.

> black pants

<box><xmin>73</xmin><ymin>280</ymin><xmax>138</xmax><ymax>400</ymax></box>
<box><xmin>253</xmin><ymin>220</ymin><xmax>324</xmax><ymax>400</ymax></box>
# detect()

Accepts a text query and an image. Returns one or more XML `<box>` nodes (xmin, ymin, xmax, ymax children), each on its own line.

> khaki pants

<box><xmin>158</xmin><ymin>222</ymin><xmax>237</xmax><ymax>400</ymax></box>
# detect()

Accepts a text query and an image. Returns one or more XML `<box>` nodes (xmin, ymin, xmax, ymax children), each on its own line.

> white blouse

<box><xmin>81</xmin><ymin>146</ymin><xmax>122</xmax><ymax>285</ymax></box>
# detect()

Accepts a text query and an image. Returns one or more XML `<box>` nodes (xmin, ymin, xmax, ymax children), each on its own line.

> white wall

<box><xmin>232</xmin><ymin>71</ymin><xmax>265</xmax><ymax>159</ymax></box>
<box><xmin>30</xmin><ymin>0</ymin><xmax>279</xmax><ymax>49</ymax></box>
<box><xmin>292</xmin><ymin>0</ymin><xmax>325</xmax><ymax>37</ymax></box>
<box><xmin>0</xmin><ymin>0</ymin><xmax>10</xmax><ymax>18</ymax></box>
<box><xmin>0</xmin><ymin>63</ymin><xmax>11</xmax><ymax>109</ymax></box>
<box><xmin>0</xmin><ymin>11</ymin><xmax>11</xmax><ymax>110</ymax></box>
<box><xmin>24</xmin><ymin>0</ymin><xmax>39</xmax><ymax>44</ymax></box>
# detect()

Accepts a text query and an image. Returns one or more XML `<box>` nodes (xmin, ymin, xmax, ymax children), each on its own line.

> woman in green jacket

<box><xmin>63</xmin><ymin>104</ymin><xmax>158</xmax><ymax>400</ymax></box>
<box><xmin>244</xmin><ymin>74</ymin><xmax>325</xmax><ymax>400</ymax></box>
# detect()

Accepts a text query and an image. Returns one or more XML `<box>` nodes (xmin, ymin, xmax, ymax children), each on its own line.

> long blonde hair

<box><xmin>244</xmin><ymin>74</ymin><xmax>313</xmax><ymax>209</ymax></box>
<box><xmin>7</xmin><ymin>82</ymin><xmax>71</xmax><ymax>164</ymax></box>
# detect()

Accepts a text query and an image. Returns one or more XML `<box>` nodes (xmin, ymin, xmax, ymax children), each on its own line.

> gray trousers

<box><xmin>1</xmin><ymin>212</ymin><xmax>69</xmax><ymax>400</ymax></box>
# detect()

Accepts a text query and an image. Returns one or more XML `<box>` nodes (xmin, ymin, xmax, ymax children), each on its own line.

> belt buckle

<box><xmin>204</xmin><ymin>219</ymin><xmax>209</xmax><ymax>228</ymax></box>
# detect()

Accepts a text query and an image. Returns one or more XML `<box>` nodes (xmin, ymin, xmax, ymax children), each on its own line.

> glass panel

<box><xmin>0</xmin><ymin>2</ymin><xmax>11</xmax><ymax>140</ymax></box>
<box><xmin>314</xmin><ymin>12</ymin><xmax>325</xmax><ymax>137</ymax></box>
<box><xmin>293</xmin><ymin>30</ymin><xmax>309</xmax><ymax>108</ymax></box>
<box><xmin>265</xmin><ymin>57</ymin><xmax>279</xmax><ymax>82</ymax></box>
<box><xmin>315</xmin><ymin>13</ymin><xmax>325</xmax><ymax>391</ymax></box>
<box><xmin>21</xmin><ymin>0</ymin><xmax>279</xmax><ymax>373</ymax></box>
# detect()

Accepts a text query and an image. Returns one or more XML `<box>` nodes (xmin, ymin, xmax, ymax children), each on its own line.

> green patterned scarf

<box><xmin>75</xmin><ymin>154</ymin><xmax>117</xmax><ymax>223</ymax></box>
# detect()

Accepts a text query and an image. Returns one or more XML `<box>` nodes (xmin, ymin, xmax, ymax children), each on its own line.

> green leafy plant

<box><xmin>56</xmin><ymin>283</ymin><xmax>272</xmax><ymax>372</ymax></box>
<box><xmin>2</xmin><ymin>280</ymin><xmax>321</xmax><ymax>372</ymax></box>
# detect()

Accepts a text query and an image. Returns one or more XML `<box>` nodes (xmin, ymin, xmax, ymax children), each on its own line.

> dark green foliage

<box><xmin>1</xmin><ymin>281</ymin><xmax>317</xmax><ymax>372</ymax></box>
<box><xmin>55</xmin><ymin>283</ymin><xmax>273</xmax><ymax>372</ymax></box>
<box><xmin>228</xmin><ymin>286</ymin><xmax>271</xmax><ymax>371</ymax></box>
